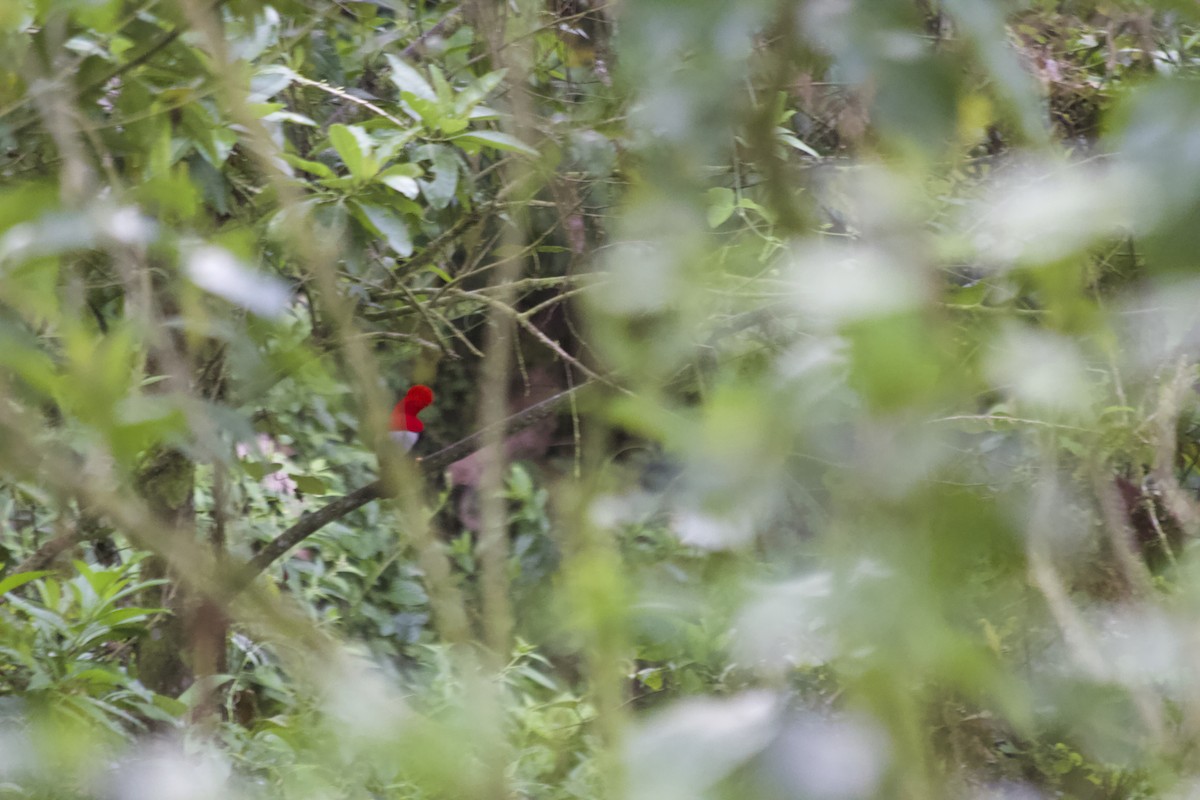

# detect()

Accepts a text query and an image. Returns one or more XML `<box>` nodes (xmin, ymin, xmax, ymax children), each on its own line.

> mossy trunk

<box><xmin>135</xmin><ymin>446</ymin><xmax>197</xmax><ymax>697</ymax></box>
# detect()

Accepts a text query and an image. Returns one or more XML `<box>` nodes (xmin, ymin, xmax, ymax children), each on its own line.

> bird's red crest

<box><xmin>392</xmin><ymin>384</ymin><xmax>434</xmax><ymax>434</ymax></box>
<box><xmin>403</xmin><ymin>384</ymin><xmax>434</xmax><ymax>414</ymax></box>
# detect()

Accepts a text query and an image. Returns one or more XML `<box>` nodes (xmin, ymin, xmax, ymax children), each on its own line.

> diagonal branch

<box><xmin>242</xmin><ymin>381</ymin><xmax>591</xmax><ymax>578</ymax></box>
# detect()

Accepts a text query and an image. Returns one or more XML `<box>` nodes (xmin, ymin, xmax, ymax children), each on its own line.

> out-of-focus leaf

<box><xmin>706</xmin><ymin>187</ymin><xmax>734</xmax><ymax>227</ymax></box>
<box><xmin>186</xmin><ymin>246</ymin><xmax>292</xmax><ymax>318</ymax></box>
<box><xmin>259</xmin><ymin>108</ymin><xmax>317</xmax><ymax>127</ymax></box>
<box><xmin>0</xmin><ymin>571</ymin><xmax>50</xmax><ymax>596</ymax></box>
<box><xmin>943</xmin><ymin>0</ymin><xmax>1049</xmax><ymax>144</ymax></box>
<box><xmin>777</xmin><ymin>129</ymin><xmax>821</xmax><ymax>158</ymax></box>
<box><xmin>626</xmin><ymin>692</ymin><xmax>780</xmax><ymax>800</ymax></box>
<box><xmin>282</xmin><ymin>153</ymin><xmax>335</xmax><ymax>178</ymax></box>
<box><xmin>290</xmin><ymin>474</ymin><xmax>328</xmax><ymax>495</ymax></box>
<box><xmin>249</xmin><ymin>64</ymin><xmax>298</xmax><ymax>101</ymax></box>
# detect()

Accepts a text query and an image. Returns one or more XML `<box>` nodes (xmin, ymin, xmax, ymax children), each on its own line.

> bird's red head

<box><xmin>392</xmin><ymin>384</ymin><xmax>434</xmax><ymax>433</ymax></box>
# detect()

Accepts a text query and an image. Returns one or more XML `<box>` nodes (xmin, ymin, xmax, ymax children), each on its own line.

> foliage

<box><xmin>0</xmin><ymin>560</ymin><xmax>177</xmax><ymax>738</ymax></box>
<box><xmin>6</xmin><ymin>0</ymin><xmax>1200</xmax><ymax>799</ymax></box>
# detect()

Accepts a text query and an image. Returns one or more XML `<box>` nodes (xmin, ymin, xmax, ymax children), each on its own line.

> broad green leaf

<box><xmin>378</xmin><ymin>162</ymin><xmax>422</xmax><ymax>179</ymax></box>
<box><xmin>11</xmin><ymin>599</ymin><xmax>73</xmax><ymax>636</ymax></box>
<box><xmin>426</xmin><ymin>264</ymin><xmax>452</xmax><ymax>282</ymax></box>
<box><xmin>455</xmin><ymin>70</ymin><xmax>506</xmax><ymax>116</ymax></box>
<box><xmin>374</xmin><ymin>130</ymin><xmax>423</xmax><ymax>163</ymax></box>
<box><xmin>2</xmin><ymin>256</ymin><xmax>62</xmax><ymax>325</ymax></box>
<box><xmin>261</xmin><ymin>108</ymin><xmax>318</xmax><ymax>127</ymax></box>
<box><xmin>385</xmin><ymin>54</ymin><xmax>437</xmax><ymax>101</ymax></box>
<box><xmin>419</xmin><ymin>147</ymin><xmax>460</xmax><ymax>210</ymax></box>
<box><xmin>72</xmin><ymin>668</ymin><xmax>126</xmax><ymax>687</ymax></box>
<box><xmin>439</xmin><ymin>117</ymin><xmax>470</xmax><ymax>135</ymax></box>
<box><xmin>428</xmin><ymin>64</ymin><xmax>454</xmax><ymax>104</ymax></box>
<box><xmin>405</xmin><ymin>95</ymin><xmax>443</xmax><ymax>127</ymax></box>
<box><xmin>243</xmin><ymin>461</ymin><xmax>285</xmax><ymax>480</ymax></box>
<box><xmin>706</xmin><ymin>187</ymin><xmax>735</xmax><ymax>228</ymax></box>
<box><xmin>380</xmin><ymin>173</ymin><xmax>420</xmax><ymax>198</ymax></box>
<box><xmin>282</xmin><ymin>153</ymin><xmax>335</xmax><ymax>178</ymax></box>
<box><xmin>469</xmin><ymin>105</ymin><xmax>500</xmax><ymax>121</ymax></box>
<box><xmin>451</xmin><ymin>130</ymin><xmax>538</xmax><ymax>157</ymax></box>
<box><xmin>378</xmin><ymin>163</ymin><xmax>423</xmax><ymax>197</ymax></box>
<box><xmin>329</xmin><ymin>124</ymin><xmax>378</xmax><ymax>180</ymax></box>
<box><xmin>353</xmin><ymin>202</ymin><xmax>414</xmax><ymax>257</ymax></box>
<box><xmin>249</xmin><ymin>65</ymin><xmax>298</xmax><ymax>101</ymax></box>
<box><xmin>317</xmin><ymin>176</ymin><xmax>360</xmax><ymax>190</ymax></box>
<box><xmin>777</xmin><ymin>130</ymin><xmax>821</xmax><ymax>158</ymax></box>
<box><xmin>0</xmin><ymin>571</ymin><xmax>50</xmax><ymax>596</ymax></box>
<box><xmin>291</xmin><ymin>474</ymin><xmax>328</xmax><ymax>495</ymax></box>
<box><xmin>736</xmin><ymin>197</ymin><xmax>774</xmax><ymax>223</ymax></box>
<box><xmin>94</xmin><ymin>607</ymin><xmax>156</xmax><ymax>627</ymax></box>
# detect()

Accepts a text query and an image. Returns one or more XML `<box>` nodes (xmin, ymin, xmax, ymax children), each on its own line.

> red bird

<box><xmin>390</xmin><ymin>385</ymin><xmax>434</xmax><ymax>452</ymax></box>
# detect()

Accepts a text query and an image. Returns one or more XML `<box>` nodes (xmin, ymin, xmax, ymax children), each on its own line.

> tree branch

<box><xmin>242</xmin><ymin>382</ymin><xmax>590</xmax><ymax>579</ymax></box>
<box><xmin>11</xmin><ymin>531</ymin><xmax>79</xmax><ymax>575</ymax></box>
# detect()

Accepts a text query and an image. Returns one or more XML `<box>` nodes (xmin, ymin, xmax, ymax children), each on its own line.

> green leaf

<box><xmin>352</xmin><ymin>202</ymin><xmax>414</xmax><ymax>257</ymax></box>
<box><xmin>282</xmin><ymin>153</ymin><xmax>334</xmax><ymax>178</ymax></box>
<box><xmin>454</xmin><ymin>70</ymin><xmax>506</xmax><ymax>116</ymax></box>
<box><xmin>439</xmin><ymin>117</ymin><xmax>470</xmax><ymax>135</ymax></box>
<box><xmin>451</xmin><ymin>130</ymin><xmax>538</xmax><ymax>157</ymax></box>
<box><xmin>249</xmin><ymin>65</ymin><xmax>298</xmax><ymax>101</ymax></box>
<box><xmin>469</xmin><ymin>106</ymin><xmax>500</xmax><ymax>121</ymax></box>
<box><xmin>290</xmin><ymin>474</ymin><xmax>328</xmax><ymax>495</ymax></box>
<box><xmin>243</xmin><ymin>461</ymin><xmax>285</xmax><ymax>480</ymax></box>
<box><xmin>706</xmin><ymin>187</ymin><xmax>735</xmax><ymax>228</ymax></box>
<box><xmin>426</xmin><ymin>265</ymin><xmax>452</xmax><ymax>282</ymax></box>
<box><xmin>329</xmin><ymin>124</ymin><xmax>377</xmax><ymax>180</ymax></box>
<box><xmin>0</xmin><ymin>571</ymin><xmax>49</xmax><ymax>596</ymax></box>
<box><xmin>374</xmin><ymin>131</ymin><xmax>423</xmax><ymax>164</ymax></box>
<box><xmin>385</xmin><ymin>54</ymin><xmax>437</xmax><ymax>101</ymax></box>
<box><xmin>419</xmin><ymin>147</ymin><xmax>460</xmax><ymax>210</ymax></box>
<box><xmin>317</xmin><ymin>176</ymin><xmax>360</xmax><ymax>191</ymax></box>
<box><xmin>378</xmin><ymin>164</ymin><xmax>422</xmax><ymax>198</ymax></box>
<box><xmin>380</xmin><ymin>175</ymin><xmax>420</xmax><ymax>197</ymax></box>
<box><xmin>405</xmin><ymin>95</ymin><xmax>443</xmax><ymax>127</ymax></box>
<box><xmin>390</xmin><ymin>578</ymin><xmax>428</xmax><ymax>606</ymax></box>
<box><xmin>638</xmin><ymin>668</ymin><xmax>664</xmax><ymax>691</ymax></box>
<box><xmin>777</xmin><ymin>130</ymin><xmax>821</xmax><ymax>158</ymax></box>
<box><xmin>428</xmin><ymin>64</ymin><xmax>454</xmax><ymax>105</ymax></box>
<box><xmin>261</xmin><ymin>108</ymin><xmax>318</xmax><ymax>127</ymax></box>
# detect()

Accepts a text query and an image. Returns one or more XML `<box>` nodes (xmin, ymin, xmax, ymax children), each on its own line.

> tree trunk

<box><xmin>136</xmin><ymin>446</ymin><xmax>197</xmax><ymax>697</ymax></box>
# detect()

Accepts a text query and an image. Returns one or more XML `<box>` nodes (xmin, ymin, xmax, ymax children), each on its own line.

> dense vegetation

<box><xmin>4</xmin><ymin>0</ymin><xmax>1200</xmax><ymax>797</ymax></box>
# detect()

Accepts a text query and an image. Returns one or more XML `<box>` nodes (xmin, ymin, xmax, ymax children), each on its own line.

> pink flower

<box><xmin>262</xmin><ymin>470</ymin><xmax>298</xmax><ymax>496</ymax></box>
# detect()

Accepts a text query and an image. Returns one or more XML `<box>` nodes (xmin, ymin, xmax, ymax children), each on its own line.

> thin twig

<box><xmin>291</xmin><ymin>74</ymin><xmax>412</xmax><ymax>129</ymax></box>
<box><xmin>442</xmin><ymin>287</ymin><xmax>616</xmax><ymax>388</ymax></box>
<box><xmin>400</xmin><ymin>6</ymin><xmax>464</xmax><ymax>60</ymax></box>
